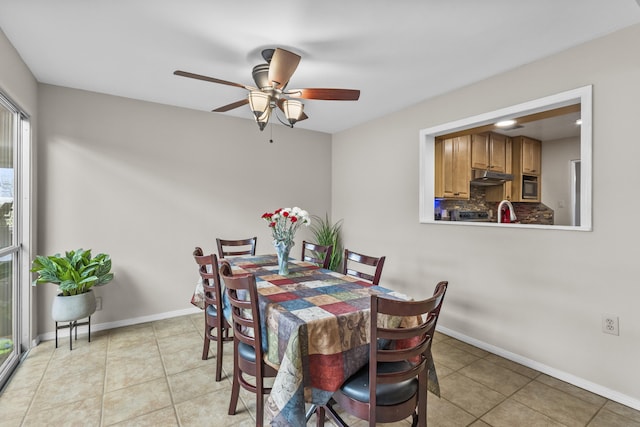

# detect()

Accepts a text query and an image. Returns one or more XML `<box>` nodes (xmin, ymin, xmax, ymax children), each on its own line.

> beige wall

<box><xmin>332</xmin><ymin>24</ymin><xmax>640</xmax><ymax>407</ymax></box>
<box><xmin>0</xmin><ymin>29</ymin><xmax>37</xmax><ymax>114</ymax></box>
<box><xmin>542</xmin><ymin>137</ymin><xmax>581</xmax><ymax>226</ymax></box>
<box><xmin>36</xmin><ymin>85</ymin><xmax>332</xmax><ymax>333</ymax></box>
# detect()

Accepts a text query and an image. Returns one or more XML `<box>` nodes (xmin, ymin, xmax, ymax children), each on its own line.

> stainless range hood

<box><xmin>470</xmin><ymin>170</ymin><xmax>514</xmax><ymax>186</ymax></box>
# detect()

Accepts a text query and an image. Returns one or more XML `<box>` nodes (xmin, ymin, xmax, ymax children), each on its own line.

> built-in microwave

<box><xmin>522</xmin><ymin>175</ymin><xmax>539</xmax><ymax>199</ymax></box>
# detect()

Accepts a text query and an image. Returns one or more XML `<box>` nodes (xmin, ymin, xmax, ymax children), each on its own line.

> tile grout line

<box><xmin>436</xmin><ymin>340</ymin><xmax>539</xmax><ymax>425</ymax></box>
<box><xmin>585</xmin><ymin>402</ymin><xmax>611</xmax><ymax>426</ymax></box>
<box><xmin>19</xmin><ymin>343</ymin><xmax>56</xmax><ymax>426</ymax></box>
<box><xmin>447</xmin><ymin>336</ymin><xmax>630</xmax><ymax>426</ymax></box>
<box><xmin>478</xmin><ymin>352</ymin><xmax>609</xmax><ymax>427</ymax></box>
<box><xmin>154</xmin><ymin>321</ymin><xmax>182</xmax><ymax>426</ymax></box>
<box><xmin>101</xmin><ymin>330</ymin><xmax>112</xmax><ymax>427</ymax></box>
<box><xmin>430</xmin><ymin>339</ymin><xmax>635</xmax><ymax>427</ymax></box>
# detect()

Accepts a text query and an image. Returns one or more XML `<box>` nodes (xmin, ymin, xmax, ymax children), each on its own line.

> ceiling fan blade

<box><xmin>268</xmin><ymin>48</ymin><xmax>301</xmax><ymax>89</ymax></box>
<box><xmin>174</xmin><ymin>70</ymin><xmax>254</xmax><ymax>90</ymax></box>
<box><xmin>288</xmin><ymin>88</ymin><xmax>360</xmax><ymax>101</ymax></box>
<box><xmin>213</xmin><ymin>99</ymin><xmax>249</xmax><ymax>112</ymax></box>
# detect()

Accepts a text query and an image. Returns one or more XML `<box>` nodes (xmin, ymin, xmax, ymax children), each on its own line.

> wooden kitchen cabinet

<box><xmin>485</xmin><ymin>137</ymin><xmax>513</xmax><ymax>202</ymax></box>
<box><xmin>435</xmin><ymin>135</ymin><xmax>470</xmax><ymax>199</ymax></box>
<box><xmin>471</xmin><ymin>132</ymin><xmax>507</xmax><ymax>173</ymax></box>
<box><xmin>511</xmin><ymin>136</ymin><xmax>542</xmax><ymax>202</ymax></box>
<box><xmin>513</xmin><ymin>136</ymin><xmax>541</xmax><ymax>175</ymax></box>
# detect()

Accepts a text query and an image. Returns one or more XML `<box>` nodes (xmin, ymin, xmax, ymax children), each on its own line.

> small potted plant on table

<box><xmin>30</xmin><ymin>248</ymin><xmax>113</xmax><ymax>349</ymax></box>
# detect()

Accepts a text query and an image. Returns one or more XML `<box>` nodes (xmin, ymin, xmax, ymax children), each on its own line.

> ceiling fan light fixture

<box><xmin>255</xmin><ymin>106</ymin><xmax>271</xmax><ymax>131</ymax></box>
<box><xmin>283</xmin><ymin>99</ymin><xmax>304</xmax><ymax>126</ymax></box>
<box><xmin>248</xmin><ymin>90</ymin><xmax>270</xmax><ymax>118</ymax></box>
<box><xmin>175</xmin><ymin>47</ymin><xmax>360</xmax><ymax>132</ymax></box>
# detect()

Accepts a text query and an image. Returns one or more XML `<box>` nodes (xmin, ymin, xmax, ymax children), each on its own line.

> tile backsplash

<box><xmin>436</xmin><ymin>186</ymin><xmax>554</xmax><ymax>224</ymax></box>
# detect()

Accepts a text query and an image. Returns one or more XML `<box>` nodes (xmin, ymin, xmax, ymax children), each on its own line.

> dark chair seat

<box><xmin>205</xmin><ymin>304</ymin><xmax>218</xmax><ymax>317</ymax></box>
<box><xmin>340</xmin><ymin>361</ymin><xmax>418</xmax><ymax>406</ymax></box>
<box><xmin>238</xmin><ymin>341</ymin><xmax>257</xmax><ymax>363</ymax></box>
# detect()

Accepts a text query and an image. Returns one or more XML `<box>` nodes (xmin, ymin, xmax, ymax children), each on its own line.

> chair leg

<box><xmin>201</xmin><ymin>334</ymin><xmax>210</xmax><ymax>360</ymax></box>
<box><xmin>411</xmin><ymin>411</ymin><xmax>419</xmax><ymax>427</ymax></box>
<box><xmin>228</xmin><ymin>366</ymin><xmax>240</xmax><ymax>416</ymax></box>
<box><xmin>215</xmin><ymin>331</ymin><xmax>223</xmax><ymax>382</ymax></box>
<box><xmin>321</xmin><ymin>401</ymin><xmax>348</xmax><ymax>427</ymax></box>
<box><xmin>256</xmin><ymin>375</ymin><xmax>264</xmax><ymax>427</ymax></box>
<box><xmin>315</xmin><ymin>405</ymin><xmax>325</xmax><ymax>427</ymax></box>
<box><xmin>417</xmin><ymin>372</ymin><xmax>427</xmax><ymax>427</ymax></box>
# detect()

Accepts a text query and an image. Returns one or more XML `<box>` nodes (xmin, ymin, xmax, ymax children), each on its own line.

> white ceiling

<box><xmin>499</xmin><ymin>111</ymin><xmax>582</xmax><ymax>141</ymax></box>
<box><xmin>1</xmin><ymin>1</ymin><xmax>639</xmax><ymax>134</ymax></box>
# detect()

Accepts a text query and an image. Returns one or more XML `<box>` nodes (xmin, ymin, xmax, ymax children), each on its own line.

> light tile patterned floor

<box><xmin>0</xmin><ymin>313</ymin><xmax>639</xmax><ymax>426</ymax></box>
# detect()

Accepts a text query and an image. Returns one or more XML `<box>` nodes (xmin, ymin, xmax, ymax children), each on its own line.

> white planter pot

<box><xmin>51</xmin><ymin>290</ymin><xmax>97</xmax><ymax>322</ymax></box>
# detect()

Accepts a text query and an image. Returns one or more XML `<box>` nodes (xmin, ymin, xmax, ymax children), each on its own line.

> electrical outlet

<box><xmin>96</xmin><ymin>296</ymin><xmax>102</xmax><ymax>311</ymax></box>
<box><xmin>602</xmin><ymin>314</ymin><xmax>619</xmax><ymax>335</ymax></box>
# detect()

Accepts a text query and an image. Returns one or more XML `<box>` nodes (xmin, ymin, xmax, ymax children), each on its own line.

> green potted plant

<box><xmin>310</xmin><ymin>213</ymin><xmax>343</xmax><ymax>272</ymax></box>
<box><xmin>31</xmin><ymin>248</ymin><xmax>114</xmax><ymax>321</ymax></box>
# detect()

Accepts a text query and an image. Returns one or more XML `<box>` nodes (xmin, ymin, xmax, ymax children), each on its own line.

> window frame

<box><xmin>0</xmin><ymin>90</ymin><xmax>31</xmax><ymax>390</ymax></box>
<box><xmin>419</xmin><ymin>85</ymin><xmax>592</xmax><ymax>231</ymax></box>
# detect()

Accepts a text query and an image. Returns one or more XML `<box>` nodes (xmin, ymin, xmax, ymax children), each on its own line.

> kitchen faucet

<box><xmin>497</xmin><ymin>200</ymin><xmax>517</xmax><ymax>223</ymax></box>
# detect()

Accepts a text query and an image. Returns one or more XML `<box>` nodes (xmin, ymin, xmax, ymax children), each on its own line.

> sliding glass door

<box><xmin>0</xmin><ymin>92</ymin><xmax>27</xmax><ymax>389</ymax></box>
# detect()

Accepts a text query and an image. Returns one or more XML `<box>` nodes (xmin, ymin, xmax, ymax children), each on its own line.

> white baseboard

<box><xmin>437</xmin><ymin>325</ymin><xmax>640</xmax><ymax>411</ymax></box>
<box><xmin>36</xmin><ymin>306</ymin><xmax>202</xmax><ymax>343</ymax></box>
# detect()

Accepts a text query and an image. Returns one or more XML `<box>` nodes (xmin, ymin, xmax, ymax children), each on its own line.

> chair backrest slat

<box><xmin>301</xmin><ymin>241</ymin><xmax>333</xmax><ymax>269</ymax></box>
<box><xmin>216</xmin><ymin>237</ymin><xmax>257</xmax><ymax>258</ymax></box>
<box><xmin>342</xmin><ymin>249</ymin><xmax>385</xmax><ymax>285</ymax></box>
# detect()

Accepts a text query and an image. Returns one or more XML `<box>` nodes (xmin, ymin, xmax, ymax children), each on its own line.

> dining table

<box><xmin>191</xmin><ymin>254</ymin><xmax>440</xmax><ymax>427</ymax></box>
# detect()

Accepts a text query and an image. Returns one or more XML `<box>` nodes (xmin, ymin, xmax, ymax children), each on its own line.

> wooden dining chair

<box><xmin>342</xmin><ymin>249</ymin><xmax>386</xmax><ymax>286</ymax></box>
<box><xmin>216</xmin><ymin>237</ymin><xmax>257</xmax><ymax>258</ymax></box>
<box><xmin>301</xmin><ymin>240</ymin><xmax>333</xmax><ymax>269</ymax></box>
<box><xmin>220</xmin><ymin>259</ymin><xmax>278</xmax><ymax>427</ymax></box>
<box><xmin>193</xmin><ymin>247</ymin><xmax>233</xmax><ymax>381</ymax></box>
<box><xmin>316</xmin><ymin>281</ymin><xmax>448</xmax><ymax>427</ymax></box>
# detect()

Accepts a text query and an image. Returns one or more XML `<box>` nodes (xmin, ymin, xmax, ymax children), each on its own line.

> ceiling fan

<box><xmin>174</xmin><ymin>47</ymin><xmax>360</xmax><ymax>131</ymax></box>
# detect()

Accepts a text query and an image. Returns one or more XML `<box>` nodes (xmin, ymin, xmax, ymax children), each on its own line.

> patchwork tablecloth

<box><xmin>225</xmin><ymin>255</ymin><xmax>432</xmax><ymax>427</ymax></box>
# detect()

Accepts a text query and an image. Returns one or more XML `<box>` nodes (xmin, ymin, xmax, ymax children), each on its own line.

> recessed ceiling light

<box><xmin>575</xmin><ymin>119</ymin><xmax>582</xmax><ymax>125</ymax></box>
<box><xmin>495</xmin><ymin>119</ymin><xmax>517</xmax><ymax>128</ymax></box>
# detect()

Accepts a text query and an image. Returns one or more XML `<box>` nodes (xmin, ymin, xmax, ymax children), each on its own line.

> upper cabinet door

<box><xmin>435</xmin><ymin>135</ymin><xmax>470</xmax><ymax>199</ymax></box>
<box><xmin>471</xmin><ymin>132</ymin><xmax>507</xmax><ymax>173</ymax></box>
<box><xmin>521</xmin><ymin>137</ymin><xmax>541</xmax><ymax>175</ymax></box>
<box><xmin>471</xmin><ymin>133</ymin><xmax>490</xmax><ymax>170</ymax></box>
<box><xmin>488</xmin><ymin>133</ymin><xmax>507</xmax><ymax>173</ymax></box>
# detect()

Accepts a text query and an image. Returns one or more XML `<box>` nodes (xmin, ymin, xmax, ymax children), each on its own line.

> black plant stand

<box><xmin>55</xmin><ymin>316</ymin><xmax>91</xmax><ymax>350</ymax></box>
